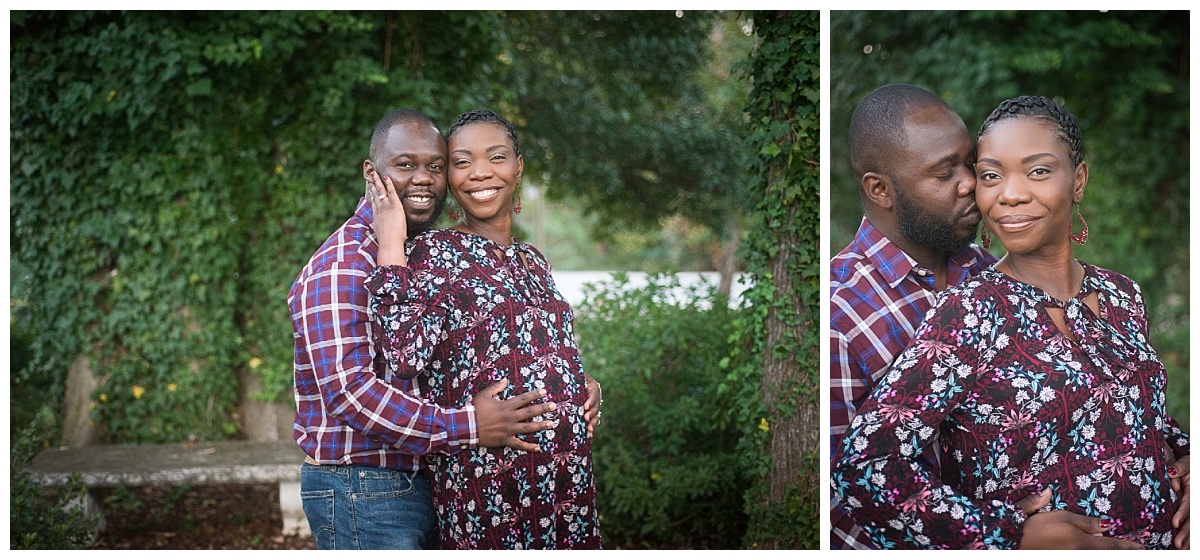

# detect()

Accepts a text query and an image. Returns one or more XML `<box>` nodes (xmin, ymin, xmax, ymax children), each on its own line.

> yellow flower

<box><xmin>758</xmin><ymin>417</ymin><xmax>770</xmax><ymax>432</ymax></box>
<box><xmin>99</xmin><ymin>393</ymin><xmax>108</xmax><ymax>403</ymax></box>
<box><xmin>248</xmin><ymin>357</ymin><xmax>262</xmax><ymax>369</ymax></box>
<box><xmin>168</xmin><ymin>383</ymin><xmax>178</xmax><ymax>392</ymax></box>
<box><xmin>107</xmin><ymin>90</ymin><xmax>117</xmax><ymax>102</ymax></box>
<box><xmin>132</xmin><ymin>385</ymin><xmax>145</xmax><ymax>399</ymax></box>
<box><xmin>274</xmin><ymin>165</ymin><xmax>283</xmax><ymax>175</ymax></box>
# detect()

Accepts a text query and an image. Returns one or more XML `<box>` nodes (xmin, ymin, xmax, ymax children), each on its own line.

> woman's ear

<box><xmin>1072</xmin><ymin>161</ymin><xmax>1089</xmax><ymax>204</ymax></box>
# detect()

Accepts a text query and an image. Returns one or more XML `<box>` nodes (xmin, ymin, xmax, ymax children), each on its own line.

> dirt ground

<box><xmin>86</xmin><ymin>483</ymin><xmax>316</xmax><ymax>550</ymax></box>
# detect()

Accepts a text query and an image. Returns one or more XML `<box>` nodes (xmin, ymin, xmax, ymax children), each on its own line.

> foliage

<box><xmin>10</xmin><ymin>11</ymin><xmax>760</xmax><ymax>449</ymax></box>
<box><xmin>829</xmin><ymin>10</ymin><xmax>1189</xmax><ymax>431</ymax></box>
<box><xmin>10</xmin><ymin>410</ymin><xmax>98</xmax><ymax>549</ymax></box>
<box><xmin>503</xmin><ymin>11</ymin><xmax>756</xmax><ymax>239</ymax></box>
<box><xmin>574</xmin><ymin>274</ymin><xmax>749</xmax><ymax>549</ymax></box>
<box><xmin>723</xmin><ymin>11</ymin><xmax>821</xmax><ymax>549</ymax></box>
<box><xmin>523</xmin><ymin>191</ymin><xmax>727</xmax><ymax>272</ymax></box>
<box><xmin>9</xmin><ymin>11</ymin><xmax>506</xmax><ymax>442</ymax></box>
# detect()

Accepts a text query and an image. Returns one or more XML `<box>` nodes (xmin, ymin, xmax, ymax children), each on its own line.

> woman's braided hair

<box><xmin>447</xmin><ymin>109</ymin><xmax>521</xmax><ymax>157</ymax></box>
<box><xmin>978</xmin><ymin>95</ymin><xmax>1084</xmax><ymax>167</ymax></box>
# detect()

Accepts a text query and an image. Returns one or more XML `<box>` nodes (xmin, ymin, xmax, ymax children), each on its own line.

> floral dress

<box><xmin>832</xmin><ymin>262</ymin><xmax>1189</xmax><ymax>549</ymax></box>
<box><xmin>365</xmin><ymin>229</ymin><xmax>600</xmax><ymax>550</ymax></box>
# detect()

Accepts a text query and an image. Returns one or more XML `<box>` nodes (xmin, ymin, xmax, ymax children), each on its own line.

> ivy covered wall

<box><xmin>10</xmin><ymin>11</ymin><xmax>502</xmax><ymax>442</ymax></box>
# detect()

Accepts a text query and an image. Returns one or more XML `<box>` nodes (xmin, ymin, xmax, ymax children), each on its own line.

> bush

<box><xmin>574</xmin><ymin>273</ymin><xmax>749</xmax><ymax>549</ymax></box>
<box><xmin>10</xmin><ymin>411</ymin><xmax>99</xmax><ymax>550</ymax></box>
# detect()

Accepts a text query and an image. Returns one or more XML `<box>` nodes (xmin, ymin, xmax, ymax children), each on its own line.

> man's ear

<box><xmin>362</xmin><ymin>160</ymin><xmax>376</xmax><ymax>199</ymax></box>
<box><xmin>861</xmin><ymin>172</ymin><xmax>895</xmax><ymax>210</ymax></box>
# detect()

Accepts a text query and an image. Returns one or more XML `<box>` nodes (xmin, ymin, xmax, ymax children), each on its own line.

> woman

<box><xmin>831</xmin><ymin>96</ymin><xmax>1189</xmax><ymax>549</ymax></box>
<box><xmin>364</xmin><ymin>109</ymin><xmax>601</xmax><ymax>549</ymax></box>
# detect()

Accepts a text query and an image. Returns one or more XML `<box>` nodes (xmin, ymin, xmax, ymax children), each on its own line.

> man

<box><xmin>828</xmin><ymin>84</ymin><xmax>1178</xmax><ymax>549</ymax></box>
<box><xmin>290</xmin><ymin>109</ymin><xmax>600</xmax><ymax>549</ymax></box>
<box><xmin>829</xmin><ymin>82</ymin><xmax>993</xmax><ymax>550</ymax></box>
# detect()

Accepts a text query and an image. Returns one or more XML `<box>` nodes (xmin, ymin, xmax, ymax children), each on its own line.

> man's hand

<box><xmin>472</xmin><ymin>379</ymin><xmax>556</xmax><ymax>452</ymax></box>
<box><xmin>1169</xmin><ymin>454</ymin><xmax>1191</xmax><ymax>549</ymax></box>
<box><xmin>582</xmin><ymin>374</ymin><xmax>602</xmax><ymax>438</ymax></box>
<box><xmin>367</xmin><ymin>171</ymin><xmax>408</xmax><ymax>267</ymax></box>
<box><xmin>1019</xmin><ymin>510</ymin><xmax>1142</xmax><ymax>549</ymax></box>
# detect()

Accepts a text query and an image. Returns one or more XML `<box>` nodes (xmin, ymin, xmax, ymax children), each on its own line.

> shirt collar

<box><xmin>853</xmin><ymin>216</ymin><xmax>994</xmax><ymax>289</ymax></box>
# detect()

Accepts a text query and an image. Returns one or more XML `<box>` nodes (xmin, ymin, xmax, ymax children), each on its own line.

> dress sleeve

<box><xmin>831</xmin><ymin>290</ymin><xmax>1027</xmax><ymax>549</ymax></box>
<box><xmin>364</xmin><ymin>238</ymin><xmax>454</xmax><ymax>381</ymax></box>
<box><xmin>1124</xmin><ymin>276</ymin><xmax>1192</xmax><ymax>459</ymax></box>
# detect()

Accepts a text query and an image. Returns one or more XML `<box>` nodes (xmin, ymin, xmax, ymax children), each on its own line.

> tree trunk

<box><xmin>761</xmin><ymin>226</ymin><xmax>819</xmax><ymax>504</ymax></box>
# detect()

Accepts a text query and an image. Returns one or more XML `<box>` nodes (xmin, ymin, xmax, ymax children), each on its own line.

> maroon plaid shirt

<box><xmin>290</xmin><ymin>198</ymin><xmax>476</xmax><ymax>472</ymax></box>
<box><xmin>829</xmin><ymin>217</ymin><xmax>994</xmax><ymax>549</ymax></box>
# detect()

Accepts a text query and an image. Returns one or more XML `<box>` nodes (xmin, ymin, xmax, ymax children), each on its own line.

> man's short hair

<box><xmin>848</xmin><ymin>84</ymin><xmax>950</xmax><ymax>179</ymax></box>
<box><xmin>369</xmin><ymin>109</ymin><xmax>439</xmax><ymax>161</ymax></box>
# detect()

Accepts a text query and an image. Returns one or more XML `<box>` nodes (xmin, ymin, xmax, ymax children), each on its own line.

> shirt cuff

<box><xmin>440</xmin><ymin>402</ymin><xmax>479</xmax><ymax>454</ymax></box>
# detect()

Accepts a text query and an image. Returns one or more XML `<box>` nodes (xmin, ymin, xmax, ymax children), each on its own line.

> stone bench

<box><xmin>25</xmin><ymin>440</ymin><xmax>309</xmax><ymax>538</ymax></box>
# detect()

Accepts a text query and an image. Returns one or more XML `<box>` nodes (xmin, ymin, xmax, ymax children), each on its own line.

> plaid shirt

<box><xmin>829</xmin><ymin>216</ymin><xmax>995</xmax><ymax>549</ymax></box>
<box><xmin>290</xmin><ymin>198</ymin><xmax>476</xmax><ymax>472</ymax></box>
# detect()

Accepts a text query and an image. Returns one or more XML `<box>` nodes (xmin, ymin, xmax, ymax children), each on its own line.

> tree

<box><xmin>500</xmin><ymin>11</ymin><xmax>756</xmax><ymax>288</ymax></box>
<box><xmin>724</xmin><ymin>11</ymin><xmax>820</xmax><ymax>549</ymax></box>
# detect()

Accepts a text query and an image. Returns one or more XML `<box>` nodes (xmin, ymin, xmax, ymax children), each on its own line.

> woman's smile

<box><xmin>993</xmin><ymin>213</ymin><xmax>1041</xmax><ymax>233</ymax></box>
<box><xmin>463</xmin><ymin>186</ymin><xmax>503</xmax><ymax>203</ymax></box>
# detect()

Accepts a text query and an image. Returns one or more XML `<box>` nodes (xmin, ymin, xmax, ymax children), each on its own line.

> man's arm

<box><xmin>582</xmin><ymin>374</ymin><xmax>601</xmax><ymax>438</ymax></box>
<box><xmin>294</xmin><ymin>260</ymin><xmax>552</xmax><ymax>457</ymax></box>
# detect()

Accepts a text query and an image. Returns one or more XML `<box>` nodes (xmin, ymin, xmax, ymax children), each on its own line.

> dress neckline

<box><xmin>981</xmin><ymin>260</ymin><xmax>1097</xmax><ymax>308</ymax></box>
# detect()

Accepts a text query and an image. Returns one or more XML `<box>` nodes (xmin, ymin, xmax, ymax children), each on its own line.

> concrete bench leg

<box><xmin>278</xmin><ymin>480</ymin><xmax>309</xmax><ymax>537</ymax></box>
<box><xmin>63</xmin><ymin>490</ymin><xmax>106</xmax><ymax>546</ymax></box>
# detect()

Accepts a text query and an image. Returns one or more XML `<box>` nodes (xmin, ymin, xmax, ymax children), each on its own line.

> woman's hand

<box><xmin>368</xmin><ymin>171</ymin><xmax>408</xmax><ymax>267</ymax></box>
<box><xmin>1019</xmin><ymin>510</ymin><xmax>1143</xmax><ymax>549</ymax></box>
<box><xmin>1169</xmin><ymin>454</ymin><xmax>1191</xmax><ymax>549</ymax></box>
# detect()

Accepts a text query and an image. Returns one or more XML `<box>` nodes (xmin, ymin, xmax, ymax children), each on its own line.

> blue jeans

<box><xmin>300</xmin><ymin>463</ymin><xmax>438</xmax><ymax>550</ymax></box>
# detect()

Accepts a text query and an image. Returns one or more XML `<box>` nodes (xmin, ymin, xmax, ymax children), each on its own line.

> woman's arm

<box><xmin>831</xmin><ymin>291</ymin><xmax>1026</xmax><ymax>549</ymax></box>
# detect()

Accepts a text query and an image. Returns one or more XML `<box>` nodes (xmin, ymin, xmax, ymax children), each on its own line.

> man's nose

<box><xmin>412</xmin><ymin>169</ymin><xmax>434</xmax><ymax>185</ymax></box>
<box><xmin>958</xmin><ymin>170</ymin><xmax>978</xmax><ymax>197</ymax></box>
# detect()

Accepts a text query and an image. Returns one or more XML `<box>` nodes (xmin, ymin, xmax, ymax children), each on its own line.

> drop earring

<box><xmin>447</xmin><ymin>197</ymin><xmax>461</xmax><ymax>221</ymax></box>
<box><xmin>981</xmin><ymin>224</ymin><xmax>992</xmax><ymax>250</ymax></box>
<box><xmin>1070</xmin><ymin>209</ymin><xmax>1088</xmax><ymax>245</ymax></box>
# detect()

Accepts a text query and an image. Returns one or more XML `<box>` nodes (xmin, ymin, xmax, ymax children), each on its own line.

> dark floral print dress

<box><xmin>832</xmin><ymin>262</ymin><xmax>1189</xmax><ymax>549</ymax></box>
<box><xmin>365</xmin><ymin>229</ymin><xmax>600</xmax><ymax>550</ymax></box>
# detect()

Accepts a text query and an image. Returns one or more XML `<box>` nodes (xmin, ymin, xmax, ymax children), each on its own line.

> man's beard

<box><xmin>405</xmin><ymin>195</ymin><xmax>447</xmax><ymax>236</ymax></box>
<box><xmin>894</xmin><ymin>188</ymin><xmax>977</xmax><ymax>255</ymax></box>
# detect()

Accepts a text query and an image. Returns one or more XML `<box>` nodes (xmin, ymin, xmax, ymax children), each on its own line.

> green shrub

<box><xmin>9</xmin><ymin>410</ymin><xmax>98</xmax><ymax>550</ymax></box>
<box><xmin>575</xmin><ymin>273</ymin><xmax>749</xmax><ymax>549</ymax></box>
